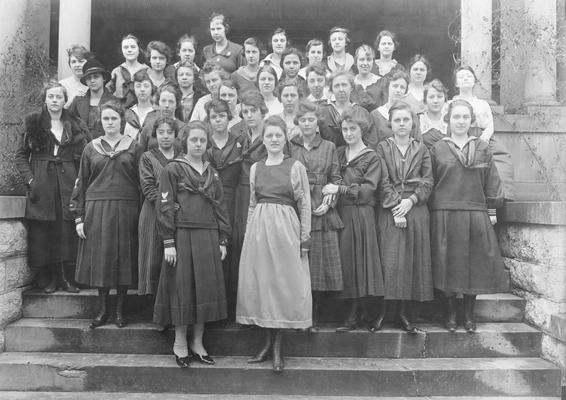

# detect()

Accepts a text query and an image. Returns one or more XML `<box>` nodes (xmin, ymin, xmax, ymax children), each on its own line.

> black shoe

<box><xmin>336</xmin><ymin>320</ymin><xmax>357</xmax><ymax>332</ymax></box>
<box><xmin>59</xmin><ymin>265</ymin><xmax>80</xmax><ymax>293</ymax></box>
<box><xmin>190</xmin><ymin>350</ymin><xmax>215</xmax><ymax>365</ymax></box>
<box><xmin>464</xmin><ymin>319</ymin><xmax>477</xmax><ymax>333</ymax></box>
<box><xmin>89</xmin><ymin>313</ymin><xmax>108</xmax><ymax>329</ymax></box>
<box><xmin>115</xmin><ymin>314</ymin><xmax>127</xmax><ymax>328</ymax></box>
<box><xmin>397</xmin><ymin>315</ymin><xmax>417</xmax><ymax>334</ymax></box>
<box><xmin>175</xmin><ymin>355</ymin><xmax>190</xmax><ymax>368</ymax></box>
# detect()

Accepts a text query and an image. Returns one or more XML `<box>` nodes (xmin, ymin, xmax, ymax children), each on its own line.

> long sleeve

<box><xmin>328</xmin><ymin>145</ymin><xmax>342</xmax><ymax>207</ymax></box>
<box><xmin>412</xmin><ymin>146</ymin><xmax>434</xmax><ymax>204</ymax></box>
<box><xmin>484</xmin><ymin>151</ymin><xmax>504</xmax><ymax>209</ymax></box>
<box><xmin>14</xmin><ymin>131</ymin><xmax>33</xmax><ymax>185</ymax></box>
<box><xmin>376</xmin><ymin>145</ymin><xmax>401</xmax><ymax>209</ymax></box>
<box><xmin>156</xmin><ymin>165</ymin><xmax>178</xmax><ymax>248</ymax></box>
<box><xmin>139</xmin><ymin>153</ymin><xmax>159</xmax><ymax>203</ymax></box>
<box><xmin>291</xmin><ymin>161</ymin><xmax>312</xmax><ymax>249</ymax></box>
<box><xmin>340</xmin><ymin>153</ymin><xmax>381</xmax><ymax>204</ymax></box>
<box><xmin>212</xmin><ymin>175</ymin><xmax>232</xmax><ymax>244</ymax></box>
<box><xmin>245</xmin><ymin>162</ymin><xmax>258</xmax><ymax>227</ymax></box>
<box><xmin>69</xmin><ymin>146</ymin><xmax>92</xmax><ymax>224</ymax></box>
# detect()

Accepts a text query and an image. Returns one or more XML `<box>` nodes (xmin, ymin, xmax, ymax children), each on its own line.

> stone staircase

<box><xmin>0</xmin><ymin>289</ymin><xmax>561</xmax><ymax>399</ymax></box>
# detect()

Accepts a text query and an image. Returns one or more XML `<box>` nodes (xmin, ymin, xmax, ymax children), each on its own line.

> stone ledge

<box><xmin>550</xmin><ymin>313</ymin><xmax>566</xmax><ymax>343</ymax></box>
<box><xmin>499</xmin><ymin>201</ymin><xmax>566</xmax><ymax>225</ymax></box>
<box><xmin>0</xmin><ymin>197</ymin><xmax>25</xmax><ymax>220</ymax></box>
<box><xmin>496</xmin><ymin>111</ymin><xmax>566</xmax><ymax>133</ymax></box>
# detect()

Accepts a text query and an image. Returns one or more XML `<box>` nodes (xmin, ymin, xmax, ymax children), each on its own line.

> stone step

<box><xmin>0</xmin><ymin>353</ymin><xmax>560</xmax><ymax>396</ymax></box>
<box><xmin>22</xmin><ymin>289</ymin><xmax>525</xmax><ymax>323</ymax></box>
<box><xmin>5</xmin><ymin>318</ymin><xmax>541</xmax><ymax>359</ymax></box>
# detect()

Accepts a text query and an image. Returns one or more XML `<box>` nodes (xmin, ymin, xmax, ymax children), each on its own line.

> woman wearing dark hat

<box><xmin>68</xmin><ymin>59</ymin><xmax>117</xmax><ymax>141</ymax></box>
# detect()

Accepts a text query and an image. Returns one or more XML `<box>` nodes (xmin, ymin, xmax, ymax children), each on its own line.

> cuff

<box><xmin>338</xmin><ymin>185</ymin><xmax>348</xmax><ymax>195</ymax></box>
<box><xmin>219</xmin><ymin>238</ymin><xmax>229</xmax><ymax>247</ymax></box>
<box><xmin>409</xmin><ymin>194</ymin><xmax>418</xmax><ymax>205</ymax></box>
<box><xmin>487</xmin><ymin>208</ymin><xmax>497</xmax><ymax>217</ymax></box>
<box><xmin>300</xmin><ymin>238</ymin><xmax>311</xmax><ymax>250</ymax></box>
<box><xmin>163</xmin><ymin>238</ymin><xmax>175</xmax><ymax>248</ymax></box>
<box><xmin>74</xmin><ymin>217</ymin><xmax>83</xmax><ymax>225</ymax></box>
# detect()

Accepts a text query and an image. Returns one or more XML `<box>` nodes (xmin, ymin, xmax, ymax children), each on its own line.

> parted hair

<box><xmin>151</xmin><ymin>115</ymin><xmax>179</xmax><ymax>138</ymax></box>
<box><xmin>340</xmin><ymin>106</ymin><xmax>369</xmax><ymax>135</ymax></box>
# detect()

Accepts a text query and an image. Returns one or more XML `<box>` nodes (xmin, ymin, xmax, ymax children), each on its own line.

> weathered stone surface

<box><xmin>0</xmin><ymin>289</ymin><xmax>23</xmax><ymax>327</ymax></box>
<box><xmin>499</xmin><ymin>202</ymin><xmax>566</xmax><ymax>225</ymax></box>
<box><xmin>542</xmin><ymin>334</ymin><xmax>566</xmax><ymax>385</ymax></box>
<box><xmin>515</xmin><ymin>289</ymin><xmax>566</xmax><ymax>334</ymax></box>
<box><xmin>550</xmin><ymin>313</ymin><xmax>566</xmax><ymax>343</ymax></box>
<box><xmin>0</xmin><ymin>220</ymin><xmax>26</xmax><ymax>257</ymax></box>
<box><xmin>3</xmin><ymin>256</ymin><xmax>31</xmax><ymax>292</ymax></box>
<box><xmin>0</xmin><ymin>197</ymin><xmax>26</xmax><ymax>220</ymax></box>
<box><xmin>497</xmin><ymin>224</ymin><xmax>566</xmax><ymax>268</ymax></box>
<box><xmin>506</xmin><ymin>258</ymin><xmax>566</xmax><ymax>302</ymax></box>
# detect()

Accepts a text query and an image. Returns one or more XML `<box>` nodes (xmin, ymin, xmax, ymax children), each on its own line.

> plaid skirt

<box><xmin>309</xmin><ymin>230</ymin><xmax>343</xmax><ymax>291</ymax></box>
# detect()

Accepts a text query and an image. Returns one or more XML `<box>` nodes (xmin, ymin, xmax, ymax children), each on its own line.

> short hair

<box><xmin>374</xmin><ymin>30</ymin><xmax>399</xmax><ymax>53</ymax></box>
<box><xmin>43</xmin><ymin>80</ymin><xmax>68</xmax><ymax>103</ymax></box>
<box><xmin>146</xmin><ymin>41</ymin><xmax>172</xmax><ymax>63</ymax></box>
<box><xmin>256</xmin><ymin>64</ymin><xmax>279</xmax><ymax>88</ymax></box>
<box><xmin>407</xmin><ymin>54</ymin><xmax>431</xmax><ymax>81</ymax></box>
<box><xmin>281</xmin><ymin>47</ymin><xmax>303</xmax><ymax>67</ymax></box>
<box><xmin>66</xmin><ymin>45</ymin><xmax>91</xmax><ymax>65</ymax></box>
<box><xmin>328</xmin><ymin>70</ymin><xmax>354</xmax><ymax>92</ymax></box>
<box><xmin>152</xmin><ymin>115</ymin><xmax>179</xmax><ymax>138</ymax></box>
<box><xmin>387</xmin><ymin>70</ymin><xmax>410</xmax><ymax>95</ymax></box>
<box><xmin>277</xmin><ymin>79</ymin><xmax>302</xmax><ymax>101</ymax></box>
<box><xmin>443</xmin><ymin>99</ymin><xmax>476</xmax><ymax>126</ymax></box>
<box><xmin>294</xmin><ymin>99</ymin><xmax>324</xmax><ymax>125</ymax></box>
<box><xmin>262</xmin><ymin>115</ymin><xmax>288</xmax><ymax>139</ymax></box>
<box><xmin>182</xmin><ymin>120</ymin><xmax>209</xmax><ymax>152</ymax></box>
<box><xmin>100</xmin><ymin>100</ymin><xmax>126</xmax><ymax>133</ymax></box>
<box><xmin>120</xmin><ymin>34</ymin><xmax>142</xmax><ymax>61</ymax></box>
<box><xmin>423</xmin><ymin>79</ymin><xmax>448</xmax><ymax>103</ymax></box>
<box><xmin>240</xmin><ymin>90</ymin><xmax>268</xmax><ymax>116</ymax></box>
<box><xmin>454</xmin><ymin>65</ymin><xmax>478</xmax><ymax>88</ymax></box>
<box><xmin>156</xmin><ymin>84</ymin><xmax>181</xmax><ymax>106</ymax></box>
<box><xmin>200</xmin><ymin>60</ymin><xmax>223</xmax><ymax>80</ymax></box>
<box><xmin>328</xmin><ymin>26</ymin><xmax>350</xmax><ymax>47</ymax></box>
<box><xmin>270</xmin><ymin>27</ymin><xmax>289</xmax><ymax>48</ymax></box>
<box><xmin>340</xmin><ymin>106</ymin><xmax>369</xmax><ymax>135</ymax></box>
<box><xmin>355</xmin><ymin>44</ymin><xmax>375</xmax><ymax>62</ymax></box>
<box><xmin>209</xmin><ymin>12</ymin><xmax>230</xmax><ymax>34</ymax></box>
<box><xmin>205</xmin><ymin>98</ymin><xmax>233</xmax><ymax>121</ymax></box>
<box><xmin>388</xmin><ymin>101</ymin><xmax>419</xmax><ymax>137</ymax></box>
<box><xmin>132</xmin><ymin>69</ymin><xmax>155</xmax><ymax>96</ymax></box>
<box><xmin>305</xmin><ymin>63</ymin><xmax>327</xmax><ymax>79</ymax></box>
<box><xmin>306</xmin><ymin>39</ymin><xmax>325</xmax><ymax>57</ymax></box>
<box><xmin>175</xmin><ymin>60</ymin><xmax>198</xmax><ymax>82</ymax></box>
<box><xmin>244</xmin><ymin>37</ymin><xmax>267</xmax><ymax>59</ymax></box>
<box><xmin>176</xmin><ymin>34</ymin><xmax>198</xmax><ymax>55</ymax></box>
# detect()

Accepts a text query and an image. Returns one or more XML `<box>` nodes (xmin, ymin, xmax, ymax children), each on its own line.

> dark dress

<box><xmin>14</xmin><ymin>107</ymin><xmax>88</xmax><ymax>268</ymax></box>
<box><xmin>153</xmin><ymin>158</ymin><xmax>230</xmax><ymax>325</ymax></box>
<box><xmin>351</xmin><ymin>77</ymin><xmax>387</xmax><ymax>112</ymax></box>
<box><xmin>371</xmin><ymin>105</ymin><xmax>422</xmax><ymax>144</ymax></box>
<box><xmin>336</xmin><ymin>147</ymin><xmax>384</xmax><ymax>299</ymax></box>
<box><xmin>137</xmin><ymin>110</ymin><xmax>186</xmax><ymax>153</ymax></box>
<box><xmin>290</xmin><ymin>134</ymin><xmax>344</xmax><ymax>291</ymax></box>
<box><xmin>68</xmin><ymin>89</ymin><xmax>117</xmax><ymax>140</ymax></box>
<box><xmin>319</xmin><ymin>102</ymin><xmax>379</xmax><ymax>151</ymax></box>
<box><xmin>202</xmin><ymin>41</ymin><xmax>243</xmax><ymax>74</ymax></box>
<box><xmin>429</xmin><ymin>137</ymin><xmax>508</xmax><ymax>294</ymax></box>
<box><xmin>71</xmin><ymin>135</ymin><xmax>141</xmax><ymax>287</ymax></box>
<box><xmin>376</xmin><ymin>138</ymin><xmax>434</xmax><ymax>301</ymax></box>
<box><xmin>137</xmin><ymin>148</ymin><xmax>180</xmax><ymax>295</ymax></box>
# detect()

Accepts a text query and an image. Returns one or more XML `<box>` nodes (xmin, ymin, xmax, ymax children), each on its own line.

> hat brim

<box><xmin>80</xmin><ymin>68</ymin><xmax>111</xmax><ymax>85</ymax></box>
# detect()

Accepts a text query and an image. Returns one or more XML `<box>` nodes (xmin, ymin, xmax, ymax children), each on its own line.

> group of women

<box><xmin>15</xmin><ymin>12</ymin><xmax>514</xmax><ymax>373</ymax></box>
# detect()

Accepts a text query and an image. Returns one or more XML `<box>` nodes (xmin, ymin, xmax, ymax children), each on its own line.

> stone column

<box><xmin>460</xmin><ymin>0</ymin><xmax>493</xmax><ymax>101</ymax></box>
<box><xmin>57</xmin><ymin>0</ymin><xmax>91</xmax><ymax>80</ymax></box>
<box><xmin>523</xmin><ymin>0</ymin><xmax>558</xmax><ymax>105</ymax></box>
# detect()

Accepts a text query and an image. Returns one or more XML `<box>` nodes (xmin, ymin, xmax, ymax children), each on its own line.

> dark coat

<box><xmin>68</xmin><ymin>89</ymin><xmax>117</xmax><ymax>140</ymax></box>
<box><xmin>15</xmin><ymin>107</ymin><xmax>88</xmax><ymax>221</ymax></box>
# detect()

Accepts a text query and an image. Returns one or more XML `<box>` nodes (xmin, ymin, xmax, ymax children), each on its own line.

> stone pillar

<box><xmin>523</xmin><ymin>0</ymin><xmax>558</xmax><ymax>105</ymax></box>
<box><xmin>460</xmin><ymin>0</ymin><xmax>492</xmax><ymax>101</ymax></box>
<box><xmin>57</xmin><ymin>0</ymin><xmax>91</xmax><ymax>80</ymax></box>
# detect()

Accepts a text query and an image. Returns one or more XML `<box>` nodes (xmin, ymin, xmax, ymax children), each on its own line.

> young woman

<box><xmin>376</xmin><ymin>101</ymin><xmax>434</xmax><ymax>333</ymax></box>
<box><xmin>176</xmin><ymin>61</ymin><xmax>200</xmax><ymax>122</ymax></box>
<box><xmin>237</xmin><ymin>116</ymin><xmax>311</xmax><ymax>373</ymax></box>
<box><xmin>351</xmin><ymin>44</ymin><xmax>387</xmax><ymax>112</ymax></box>
<box><xmin>257</xmin><ymin>64</ymin><xmax>283</xmax><ymax>116</ymax></box>
<box><xmin>429</xmin><ymin>99</ymin><xmax>507</xmax><ymax>333</ymax></box>
<box><xmin>405</xmin><ymin>54</ymin><xmax>431</xmax><ymax>114</ymax></box>
<box><xmin>124</xmin><ymin>69</ymin><xmax>154</xmax><ymax>140</ymax></box>
<box><xmin>420</xmin><ymin>79</ymin><xmax>448</xmax><ymax>150</ymax></box>
<box><xmin>155</xmin><ymin>120</ymin><xmax>229</xmax><ymax>368</ymax></box>
<box><xmin>453</xmin><ymin>65</ymin><xmax>515</xmax><ymax>200</ymax></box>
<box><xmin>322</xmin><ymin>107</ymin><xmax>384</xmax><ymax>332</ymax></box>
<box><xmin>202</xmin><ymin>13</ymin><xmax>243</xmax><ymax>74</ymax></box>
<box><xmin>289</xmin><ymin>100</ymin><xmax>343</xmax><ymax>331</ymax></box>
<box><xmin>59</xmin><ymin>45</ymin><xmax>91</xmax><ymax>107</ymax></box>
<box><xmin>71</xmin><ymin>101</ymin><xmax>141</xmax><ymax>329</ymax></box>
<box><xmin>298</xmin><ymin>39</ymin><xmax>326</xmax><ymax>79</ymax></box>
<box><xmin>146</xmin><ymin>41</ymin><xmax>175</xmax><ymax>90</ymax></box>
<box><xmin>231</xmin><ymin>37</ymin><xmax>265</xmax><ymax>97</ymax></box>
<box><xmin>138</xmin><ymin>116</ymin><xmax>181</xmax><ymax>297</ymax></box>
<box><xmin>108</xmin><ymin>34</ymin><xmax>149</xmax><ymax>108</ymax></box>
<box><xmin>218</xmin><ymin>80</ymin><xmax>243</xmax><ymax>129</ymax></box>
<box><xmin>174</xmin><ymin>34</ymin><xmax>199</xmax><ymax>70</ymax></box>
<box><xmin>305</xmin><ymin>63</ymin><xmax>330</xmax><ymax>104</ymax></box>
<box><xmin>326</xmin><ymin>27</ymin><xmax>354</xmax><ymax>73</ymax></box>
<box><xmin>372</xmin><ymin>30</ymin><xmax>402</xmax><ymax>78</ymax></box>
<box><xmin>277</xmin><ymin>80</ymin><xmax>302</xmax><ymax>139</ymax></box>
<box><xmin>281</xmin><ymin>47</ymin><xmax>309</xmax><ymax>95</ymax></box>
<box><xmin>260</xmin><ymin>28</ymin><xmax>287</xmax><ymax>79</ymax></box>
<box><xmin>190</xmin><ymin>61</ymin><xmax>224</xmax><ymax>121</ymax></box>
<box><xmin>15</xmin><ymin>81</ymin><xmax>88</xmax><ymax>293</ymax></box>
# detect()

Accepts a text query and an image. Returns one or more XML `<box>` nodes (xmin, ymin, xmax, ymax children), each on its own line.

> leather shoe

<box><xmin>175</xmin><ymin>355</ymin><xmax>190</xmax><ymax>368</ymax></box>
<box><xmin>190</xmin><ymin>350</ymin><xmax>215</xmax><ymax>365</ymax></box>
<box><xmin>398</xmin><ymin>315</ymin><xmax>417</xmax><ymax>334</ymax></box>
<box><xmin>89</xmin><ymin>313</ymin><xmax>108</xmax><ymax>329</ymax></box>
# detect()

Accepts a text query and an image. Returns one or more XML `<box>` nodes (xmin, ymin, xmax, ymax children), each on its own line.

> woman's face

<box><xmin>204</xmin><ymin>71</ymin><xmax>222</xmax><ymax>94</ymax></box>
<box><xmin>45</xmin><ymin>87</ymin><xmax>66</xmax><ymax>113</ymax></box>
<box><xmin>85</xmin><ymin>72</ymin><xmax>104</xmax><ymax>93</ymax></box>
<box><xmin>449</xmin><ymin>105</ymin><xmax>472</xmax><ymax>136</ymax></box>
<box><xmin>390</xmin><ymin>108</ymin><xmax>413</xmax><ymax>138</ymax></box>
<box><xmin>410</xmin><ymin>61</ymin><xmax>427</xmax><ymax>84</ymax></box>
<box><xmin>241</xmin><ymin>103</ymin><xmax>263</xmax><ymax>128</ymax></box>
<box><xmin>101</xmin><ymin>108</ymin><xmax>121</xmax><ymax>135</ymax></box>
<box><xmin>378</xmin><ymin>35</ymin><xmax>395</xmax><ymax>57</ymax></box>
<box><xmin>341</xmin><ymin>120</ymin><xmax>362</xmax><ymax>146</ymax></box>
<box><xmin>244</xmin><ymin>44</ymin><xmax>260</xmax><ymax>66</ymax></box>
<box><xmin>158</xmin><ymin>91</ymin><xmax>177</xmax><ymax>117</ymax></box>
<box><xmin>210</xmin><ymin>19</ymin><xmax>227</xmax><ymax>43</ymax></box>
<box><xmin>179</xmin><ymin>41</ymin><xmax>196</xmax><ymax>63</ymax></box>
<box><xmin>307</xmin><ymin>44</ymin><xmax>324</xmax><ymax>64</ymax></box>
<box><xmin>330</xmin><ymin>32</ymin><xmax>347</xmax><ymax>53</ymax></box>
<box><xmin>456</xmin><ymin>69</ymin><xmax>476</xmax><ymax>90</ymax></box>
<box><xmin>388</xmin><ymin>78</ymin><xmax>407</xmax><ymax>102</ymax></box>
<box><xmin>331</xmin><ymin>75</ymin><xmax>352</xmax><ymax>103</ymax></box>
<box><xmin>356</xmin><ymin>50</ymin><xmax>373</xmax><ymax>75</ymax></box>
<box><xmin>177</xmin><ymin>67</ymin><xmax>194</xmax><ymax>89</ymax></box>
<box><xmin>298</xmin><ymin>111</ymin><xmax>318</xmax><ymax>137</ymax></box>
<box><xmin>134</xmin><ymin>80</ymin><xmax>152</xmax><ymax>102</ymax></box>
<box><xmin>209</xmin><ymin>109</ymin><xmax>229</xmax><ymax>134</ymax></box>
<box><xmin>282</xmin><ymin>54</ymin><xmax>301</xmax><ymax>78</ymax></box>
<box><xmin>186</xmin><ymin>128</ymin><xmax>208</xmax><ymax>158</ymax></box>
<box><xmin>263</xmin><ymin>125</ymin><xmax>286</xmax><ymax>154</ymax></box>
<box><xmin>307</xmin><ymin>71</ymin><xmax>326</xmax><ymax>99</ymax></box>
<box><xmin>219</xmin><ymin>85</ymin><xmax>238</xmax><ymax>110</ymax></box>
<box><xmin>69</xmin><ymin>55</ymin><xmax>87</xmax><ymax>78</ymax></box>
<box><xmin>150</xmin><ymin>49</ymin><xmax>166</xmax><ymax>72</ymax></box>
<box><xmin>258</xmin><ymin>71</ymin><xmax>276</xmax><ymax>95</ymax></box>
<box><xmin>280</xmin><ymin>85</ymin><xmax>299</xmax><ymax>113</ymax></box>
<box><xmin>271</xmin><ymin>33</ymin><xmax>287</xmax><ymax>55</ymax></box>
<box><xmin>156</xmin><ymin>122</ymin><xmax>175</xmax><ymax>151</ymax></box>
<box><xmin>425</xmin><ymin>87</ymin><xmax>446</xmax><ymax>114</ymax></box>
<box><xmin>122</xmin><ymin>38</ymin><xmax>139</xmax><ymax>62</ymax></box>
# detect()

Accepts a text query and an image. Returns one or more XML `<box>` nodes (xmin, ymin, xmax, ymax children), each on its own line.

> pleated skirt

<box><xmin>75</xmin><ymin>199</ymin><xmax>138</xmax><ymax>288</ymax></box>
<box><xmin>137</xmin><ymin>199</ymin><xmax>162</xmax><ymax>295</ymax></box>
<box><xmin>309</xmin><ymin>230</ymin><xmax>343</xmax><ymax>291</ymax></box>
<box><xmin>431</xmin><ymin>209</ymin><xmax>509</xmax><ymax>294</ymax></box>
<box><xmin>376</xmin><ymin>204</ymin><xmax>434</xmax><ymax>301</ymax></box>
<box><xmin>336</xmin><ymin>205</ymin><xmax>384</xmax><ymax>299</ymax></box>
<box><xmin>153</xmin><ymin>228</ymin><xmax>227</xmax><ymax>326</ymax></box>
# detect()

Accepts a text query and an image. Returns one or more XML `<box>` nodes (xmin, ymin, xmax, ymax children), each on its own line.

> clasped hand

<box><xmin>392</xmin><ymin>198</ymin><xmax>413</xmax><ymax>218</ymax></box>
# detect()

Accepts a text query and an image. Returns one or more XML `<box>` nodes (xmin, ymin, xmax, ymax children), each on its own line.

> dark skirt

<box><xmin>431</xmin><ymin>209</ymin><xmax>509</xmax><ymax>294</ymax></box>
<box><xmin>337</xmin><ymin>205</ymin><xmax>384</xmax><ymax>299</ymax></box>
<box><xmin>227</xmin><ymin>183</ymin><xmax>249</xmax><ymax>314</ymax></box>
<box><xmin>310</xmin><ymin>230</ymin><xmax>343</xmax><ymax>291</ymax></box>
<box><xmin>75</xmin><ymin>199</ymin><xmax>139</xmax><ymax>288</ymax></box>
<box><xmin>153</xmin><ymin>228</ymin><xmax>227</xmax><ymax>326</ymax></box>
<box><xmin>376</xmin><ymin>204</ymin><xmax>434</xmax><ymax>301</ymax></box>
<box><xmin>222</xmin><ymin>185</ymin><xmax>237</xmax><ymax>318</ymax></box>
<box><xmin>137</xmin><ymin>199</ymin><xmax>162</xmax><ymax>295</ymax></box>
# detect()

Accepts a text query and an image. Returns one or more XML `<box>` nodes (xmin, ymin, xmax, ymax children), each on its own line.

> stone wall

<box><xmin>497</xmin><ymin>201</ymin><xmax>566</xmax><ymax>384</ymax></box>
<box><xmin>0</xmin><ymin>197</ymin><xmax>32</xmax><ymax>351</ymax></box>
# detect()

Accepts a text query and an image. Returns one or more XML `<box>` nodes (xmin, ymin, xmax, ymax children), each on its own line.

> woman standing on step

<box><xmin>15</xmin><ymin>81</ymin><xmax>88</xmax><ymax>294</ymax></box>
<box><xmin>154</xmin><ymin>121</ymin><xmax>230</xmax><ymax>369</ymax></box>
<box><xmin>236</xmin><ymin>116</ymin><xmax>312</xmax><ymax>373</ymax></box>
<box><xmin>71</xmin><ymin>100</ymin><xmax>141</xmax><ymax>329</ymax></box>
<box><xmin>429</xmin><ymin>99</ymin><xmax>508</xmax><ymax>333</ymax></box>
